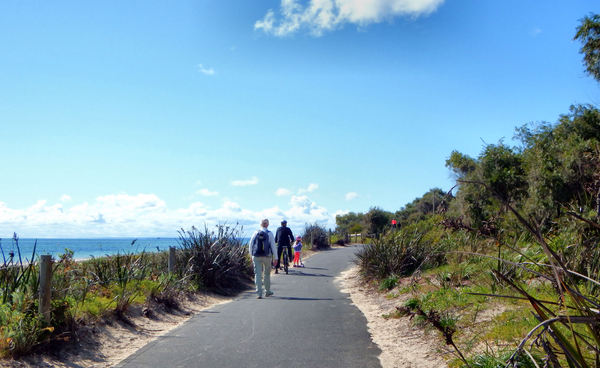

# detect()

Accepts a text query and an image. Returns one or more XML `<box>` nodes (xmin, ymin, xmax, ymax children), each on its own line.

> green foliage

<box><xmin>302</xmin><ymin>223</ymin><xmax>330</xmax><ymax>249</ymax></box>
<box><xmin>575</xmin><ymin>13</ymin><xmax>600</xmax><ymax>83</ymax></box>
<box><xmin>446</xmin><ymin>150</ymin><xmax>477</xmax><ymax>178</ymax></box>
<box><xmin>479</xmin><ymin>143</ymin><xmax>526</xmax><ymax>203</ymax></box>
<box><xmin>177</xmin><ymin>225</ymin><xmax>253</xmax><ymax>295</ymax></box>
<box><xmin>0</xmin><ymin>235</ymin><xmax>39</xmax><ymax>305</ymax></box>
<box><xmin>378</xmin><ymin>276</ymin><xmax>398</xmax><ymax>291</ymax></box>
<box><xmin>405</xmin><ymin>297</ymin><xmax>420</xmax><ymax>310</ymax></box>
<box><xmin>356</xmin><ymin>224</ymin><xmax>446</xmax><ymax>280</ymax></box>
<box><xmin>364</xmin><ymin>207</ymin><xmax>392</xmax><ymax>235</ymax></box>
<box><xmin>463</xmin><ymin>350</ymin><xmax>542</xmax><ymax>368</ymax></box>
<box><xmin>394</xmin><ymin>188</ymin><xmax>451</xmax><ymax>228</ymax></box>
<box><xmin>335</xmin><ymin>212</ymin><xmax>365</xmax><ymax>236</ymax></box>
<box><xmin>0</xmin><ymin>301</ymin><xmax>44</xmax><ymax>357</ymax></box>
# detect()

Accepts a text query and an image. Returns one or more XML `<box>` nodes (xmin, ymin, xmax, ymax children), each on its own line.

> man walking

<box><xmin>249</xmin><ymin>219</ymin><xmax>277</xmax><ymax>299</ymax></box>
<box><xmin>275</xmin><ymin>220</ymin><xmax>294</xmax><ymax>274</ymax></box>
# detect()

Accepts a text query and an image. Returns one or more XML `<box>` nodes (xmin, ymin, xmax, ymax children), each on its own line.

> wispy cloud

<box><xmin>197</xmin><ymin>64</ymin><xmax>215</xmax><ymax>76</ymax></box>
<box><xmin>345</xmin><ymin>192</ymin><xmax>358</xmax><ymax>200</ymax></box>
<box><xmin>276</xmin><ymin>188</ymin><xmax>292</xmax><ymax>196</ymax></box>
<box><xmin>231</xmin><ymin>176</ymin><xmax>259</xmax><ymax>187</ymax></box>
<box><xmin>255</xmin><ymin>0</ymin><xmax>445</xmax><ymax>37</ymax></box>
<box><xmin>60</xmin><ymin>194</ymin><xmax>72</xmax><ymax>202</ymax></box>
<box><xmin>197</xmin><ymin>188</ymin><xmax>219</xmax><ymax>197</ymax></box>
<box><xmin>298</xmin><ymin>183</ymin><xmax>318</xmax><ymax>194</ymax></box>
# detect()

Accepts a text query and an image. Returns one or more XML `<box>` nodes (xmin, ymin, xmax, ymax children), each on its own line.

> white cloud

<box><xmin>298</xmin><ymin>183</ymin><xmax>318</xmax><ymax>194</ymax></box>
<box><xmin>0</xmin><ymin>192</ymin><xmax>337</xmax><ymax>238</ymax></box>
<box><xmin>60</xmin><ymin>194</ymin><xmax>72</xmax><ymax>202</ymax></box>
<box><xmin>255</xmin><ymin>0</ymin><xmax>445</xmax><ymax>36</ymax></box>
<box><xmin>197</xmin><ymin>188</ymin><xmax>219</xmax><ymax>197</ymax></box>
<box><xmin>276</xmin><ymin>188</ymin><xmax>292</xmax><ymax>196</ymax></box>
<box><xmin>231</xmin><ymin>177</ymin><xmax>259</xmax><ymax>187</ymax></box>
<box><xmin>197</xmin><ymin>64</ymin><xmax>215</xmax><ymax>76</ymax></box>
<box><xmin>345</xmin><ymin>192</ymin><xmax>358</xmax><ymax>200</ymax></box>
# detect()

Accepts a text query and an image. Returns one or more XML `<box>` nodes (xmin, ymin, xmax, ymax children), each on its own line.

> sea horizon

<box><xmin>0</xmin><ymin>236</ymin><xmax>251</xmax><ymax>262</ymax></box>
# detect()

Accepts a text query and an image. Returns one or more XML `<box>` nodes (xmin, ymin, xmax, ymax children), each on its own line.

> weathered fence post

<box><xmin>168</xmin><ymin>246</ymin><xmax>176</xmax><ymax>273</ymax></box>
<box><xmin>39</xmin><ymin>255</ymin><xmax>52</xmax><ymax>322</ymax></box>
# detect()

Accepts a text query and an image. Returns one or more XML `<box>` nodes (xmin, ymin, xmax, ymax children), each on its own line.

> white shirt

<box><xmin>248</xmin><ymin>226</ymin><xmax>277</xmax><ymax>257</ymax></box>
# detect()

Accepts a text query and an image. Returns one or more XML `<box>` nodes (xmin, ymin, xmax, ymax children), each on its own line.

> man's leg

<box><xmin>252</xmin><ymin>256</ymin><xmax>263</xmax><ymax>297</ymax></box>
<box><xmin>287</xmin><ymin>245</ymin><xmax>293</xmax><ymax>265</ymax></box>
<box><xmin>276</xmin><ymin>245</ymin><xmax>283</xmax><ymax>269</ymax></box>
<box><xmin>262</xmin><ymin>257</ymin><xmax>272</xmax><ymax>296</ymax></box>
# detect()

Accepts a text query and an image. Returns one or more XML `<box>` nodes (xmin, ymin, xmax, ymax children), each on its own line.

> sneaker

<box><xmin>275</xmin><ymin>269</ymin><xmax>278</xmax><ymax>274</ymax></box>
<box><xmin>257</xmin><ymin>295</ymin><xmax>262</xmax><ymax>299</ymax></box>
<box><xmin>265</xmin><ymin>291</ymin><xmax>274</xmax><ymax>297</ymax></box>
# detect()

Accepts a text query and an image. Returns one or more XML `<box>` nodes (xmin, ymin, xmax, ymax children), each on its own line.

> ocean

<box><xmin>0</xmin><ymin>238</ymin><xmax>181</xmax><ymax>262</ymax></box>
<box><xmin>0</xmin><ymin>237</ymin><xmax>253</xmax><ymax>262</ymax></box>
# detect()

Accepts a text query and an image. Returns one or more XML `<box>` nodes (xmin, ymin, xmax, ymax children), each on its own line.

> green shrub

<box><xmin>356</xmin><ymin>227</ymin><xmax>445</xmax><ymax>280</ymax></box>
<box><xmin>379</xmin><ymin>276</ymin><xmax>398</xmax><ymax>291</ymax></box>
<box><xmin>302</xmin><ymin>223</ymin><xmax>330</xmax><ymax>249</ymax></box>
<box><xmin>177</xmin><ymin>225</ymin><xmax>253</xmax><ymax>295</ymax></box>
<box><xmin>463</xmin><ymin>349</ymin><xmax>542</xmax><ymax>368</ymax></box>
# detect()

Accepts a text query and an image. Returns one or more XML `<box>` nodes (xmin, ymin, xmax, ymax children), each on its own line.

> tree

<box><xmin>575</xmin><ymin>13</ymin><xmax>600</xmax><ymax>82</ymax></box>
<box><xmin>363</xmin><ymin>207</ymin><xmax>392</xmax><ymax>235</ymax></box>
<box><xmin>335</xmin><ymin>212</ymin><xmax>364</xmax><ymax>234</ymax></box>
<box><xmin>395</xmin><ymin>188</ymin><xmax>451</xmax><ymax>228</ymax></box>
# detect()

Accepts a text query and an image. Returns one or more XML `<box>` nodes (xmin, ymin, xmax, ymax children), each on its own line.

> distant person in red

<box><xmin>274</xmin><ymin>220</ymin><xmax>294</xmax><ymax>274</ymax></box>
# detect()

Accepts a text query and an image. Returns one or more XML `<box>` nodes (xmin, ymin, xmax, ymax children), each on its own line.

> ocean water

<box><xmin>0</xmin><ymin>238</ymin><xmax>180</xmax><ymax>262</ymax></box>
<box><xmin>0</xmin><ymin>237</ymin><xmax>253</xmax><ymax>262</ymax></box>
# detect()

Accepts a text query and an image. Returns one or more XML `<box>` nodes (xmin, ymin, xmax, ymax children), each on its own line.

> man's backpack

<box><xmin>252</xmin><ymin>230</ymin><xmax>270</xmax><ymax>257</ymax></box>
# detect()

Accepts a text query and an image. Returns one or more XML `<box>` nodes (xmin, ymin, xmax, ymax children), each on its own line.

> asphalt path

<box><xmin>117</xmin><ymin>245</ymin><xmax>381</xmax><ymax>368</ymax></box>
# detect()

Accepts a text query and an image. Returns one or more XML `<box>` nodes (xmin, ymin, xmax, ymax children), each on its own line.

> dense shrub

<box><xmin>356</xmin><ymin>227</ymin><xmax>445</xmax><ymax>280</ymax></box>
<box><xmin>302</xmin><ymin>223</ymin><xmax>330</xmax><ymax>249</ymax></box>
<box><xmin>177</xmin><ymin>225</ymin><xmax>253</xmax><ymax>295</ymax></box>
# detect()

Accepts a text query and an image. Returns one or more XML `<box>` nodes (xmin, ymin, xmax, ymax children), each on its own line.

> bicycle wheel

<box><xmin>283</xmin><ymin>250</ymin><xmax>289</xmax><ymax>274</ymax></box>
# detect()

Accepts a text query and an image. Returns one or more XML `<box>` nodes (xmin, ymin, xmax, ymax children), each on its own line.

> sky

<box><xmin>1</xmin><ymin>0</ymin><xmax>599</xmax><ymax>238</ymax></box>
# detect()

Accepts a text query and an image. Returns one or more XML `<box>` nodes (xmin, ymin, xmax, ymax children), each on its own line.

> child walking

<box><xmin>293</xmin><ymin>236</ymin><xmax>304</xmax><ymax>267</ymax></box>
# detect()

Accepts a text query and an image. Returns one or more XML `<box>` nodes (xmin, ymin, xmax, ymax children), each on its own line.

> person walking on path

<box><xmin>249</xmin><ymin>219</ymin><xmax>277</xmax><ymax>299</ymax></box>
<box><xmin>275</xmin><ymin>220</ymin><xmax>294</xmax><ymax>274</ymax></box>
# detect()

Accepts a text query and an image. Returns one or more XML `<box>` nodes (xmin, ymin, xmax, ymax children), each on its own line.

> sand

<box><xmin>336</xmin><ymin>266</ymin><xmax>449</xmax><ymax>368</ymax></box>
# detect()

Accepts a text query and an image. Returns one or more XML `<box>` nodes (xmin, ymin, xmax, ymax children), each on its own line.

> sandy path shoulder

<box><xmin>336</xmin><ymin>266</ymin><xmax>448</xmax><ymax>368</ymax></box>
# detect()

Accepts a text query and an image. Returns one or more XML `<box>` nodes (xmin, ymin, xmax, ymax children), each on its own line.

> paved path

<box><xmin>117</xmin><ymin>245</ymin><xmax>381</xmax><ymax>368</ymax></box>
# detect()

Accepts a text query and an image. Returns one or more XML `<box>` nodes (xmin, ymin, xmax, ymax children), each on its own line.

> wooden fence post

<box><xmin>39</xmin><ymin>255</ymin><xmax>52</xmax><ymax>322</ymax></box>
<box><xmin>168</xmin><ymin>246</ymin><xmax>176</xmax><ymax>273</ymax></box>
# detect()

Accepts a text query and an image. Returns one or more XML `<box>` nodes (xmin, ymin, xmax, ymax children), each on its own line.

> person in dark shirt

<box><xmin>274</xmin><ymin>220</ymin><xmax>294</xmax><ymax>273</ymax></box>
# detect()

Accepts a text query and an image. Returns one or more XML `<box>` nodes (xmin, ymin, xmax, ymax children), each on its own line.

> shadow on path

<box><xmin>272</xmin><ymin>296</ymin><xmax>334</xmax><ymax>301</ymax></box>
<box><xmin>292</xmin><ymin>271</ymin><xmax>332</xmax><ymax>277</ymax></box>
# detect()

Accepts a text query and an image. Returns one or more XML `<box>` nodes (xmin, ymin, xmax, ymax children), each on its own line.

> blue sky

<box><xmin>1</xmin><ymin>0</ymin><xmax>598</xmax><ymax>237</ymax></box>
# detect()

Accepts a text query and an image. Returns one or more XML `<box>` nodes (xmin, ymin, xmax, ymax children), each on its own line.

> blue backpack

<box><xmin>252</xmin><ymin>230</ymin><xmax>271</xmax><ymax>257</ymax></box>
